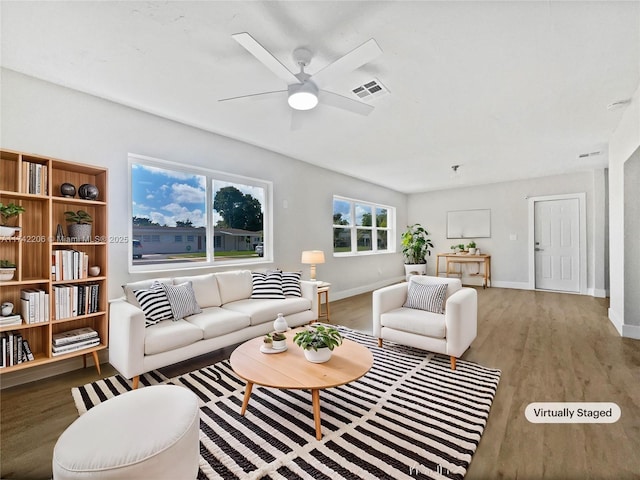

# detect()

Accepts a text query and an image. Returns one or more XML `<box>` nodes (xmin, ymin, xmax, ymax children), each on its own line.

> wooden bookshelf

<box><xmin>0</xmin><ymin>149</ymin><xmax>108</xmax><ymax>373</ymax></box>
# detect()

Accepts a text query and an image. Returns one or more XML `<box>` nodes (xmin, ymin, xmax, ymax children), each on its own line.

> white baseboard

<box><xmin>622</xmin><ymin>323</ymin><xmax>640</xmax><ymax>340</ymax></box>
<box><xmin>1</xmin><ymin>350</ymin><xmax>109</xmax><ymax>390</ymax></box>
<box><xmin>608</xmin><ymin>308</ymin><xmax>624</xmax><ymax>336</ymax></box>
<box><xmin>489</xmin><ymin>280</ymin><xmax>531</xmax><ymax>290</ymax></box>
<box><xmin>331</xmin><ymin>276</ymin><xmax>405</xmax><ymax>302</ymax></box>
<box><xmin>592</xmin><ymin>288</ymin><xmax>609</xmax><ymax>298</ymax></box>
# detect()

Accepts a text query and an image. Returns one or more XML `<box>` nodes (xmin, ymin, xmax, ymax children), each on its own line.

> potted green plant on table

<box><xmin>0</xmin><ymin>202</ymin><xmax>25</xmax><ymax>237</ymax></box>
<box><xmin>293</xmin><ymin>325</ymin><xmax>343</xmax><ymax>363</ymax></box>
<box><xmin>401</xmin><ymin>224</ymin><xmax>434</xmax><ymax>277</ymax></box>
<box><xmin>271</xmin><ymin>332</ymin><xmax>287</xmax><ymax>350</ymax></box>
<box><xmin>64</xmin><ymin>210</ymin><xmax>93</xmax><ymax>241</ymax></box>
<box><xmin>466</xmin><ymin>241</ymin><xmax>477</xmax><ymax>255</ymax></box>
<box><xmin>0</xmin><ymin>260</ymin><xmax>17</xmax><ymax>281</ymax></box>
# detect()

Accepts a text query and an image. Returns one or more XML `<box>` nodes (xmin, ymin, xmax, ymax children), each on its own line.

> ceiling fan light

<box><xmin>288</xmin><ymin>82</ymin><xmax>319</xmax><ymax>110</ymax></box>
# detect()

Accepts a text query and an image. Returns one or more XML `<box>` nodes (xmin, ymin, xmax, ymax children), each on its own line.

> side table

<box><xmin>316</xmin><ymin>282</ymin><xmax>331</xmax><ymax>322</ymax></box>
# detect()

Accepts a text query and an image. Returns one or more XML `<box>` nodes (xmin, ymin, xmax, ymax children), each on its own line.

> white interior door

<box><xmin>534</xmin><ymin>198</ymin><xmax>580</xmax><ymax>292</ymax></box>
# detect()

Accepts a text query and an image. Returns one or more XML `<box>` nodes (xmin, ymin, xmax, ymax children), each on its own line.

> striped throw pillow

<box><xmin>251</xmin><ymin>271</ymin><xmax>285</xmax><ymax>299</ymax></box>
<box><xmin>162</xmin><ymin>281</ymin><xmax>202</xmax><ymax>320</ymax></box>
<box><xmin>403</xmin><ymin>282</ymin><xmax>448</xmax><ymax>314</ymax></box>
<box><xmin>282</xmin><ymin>271</ymin><xmax>302</xmax><ymax>297</ymax></box>
<box><xmin>133</xmin><ymin>282</ymin><xmax>174</xmax><ymax>327</ymax></box>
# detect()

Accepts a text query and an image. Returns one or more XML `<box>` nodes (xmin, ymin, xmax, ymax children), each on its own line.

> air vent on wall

<box><xmin>351</xmin><ymin>78</ymin><xmax>390</xmax><ymax>101</ymax></box>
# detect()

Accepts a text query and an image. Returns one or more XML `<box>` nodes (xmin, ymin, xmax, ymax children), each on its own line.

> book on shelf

<box><xmin>21</xmin><ymin>161</ymin><xmax>48</xmax><ymax>195</ymax></box>
<box><xmin>0</xmin><ymin>332</ymin><xmax>35</xmax><ymax>367</ymax></box>
<box><xmin>0</xmin><ymin>314</ymin><xmax>22</xmax><ymax>327</ymax></box>
<box><xmin>53</xmin><ymin>284</ymin><xmax>100</xmax><ymax>320</ymax></box>
<box><xmin>20</xmin><ymin>289</ymin><xmax>48</xmax><ymax>323</ymax></box>
<box><xmin>52</xmin><ymin>339</ymin><xmax>100</xmax><ymax>356</ymax></box>
<box><xmin>52</xmin><ymin>250</ymin><xmax>89</xmax><ymax>281</ymax></box>
<box><xmin>52</xmin><ymin>326</ymin><xmax>99</xmax><ymax>346</ymax></box>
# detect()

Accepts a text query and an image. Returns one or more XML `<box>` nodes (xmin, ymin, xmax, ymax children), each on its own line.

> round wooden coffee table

<box><xmin>230</xmin><ymin>328</ymin><xmax>373</xmax><ymax>440</ymax></box>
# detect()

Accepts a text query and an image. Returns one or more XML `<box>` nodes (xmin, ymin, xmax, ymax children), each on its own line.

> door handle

<box><xmin>535</xmin><ymin>248</ymin><xmax>544</xmax><ymax>251</ymax></box>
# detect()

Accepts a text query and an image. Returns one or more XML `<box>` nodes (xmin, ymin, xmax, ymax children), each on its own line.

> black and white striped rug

<box><xmin>72</xmin><ymin>327</ymin><xmax>501</xmax><ymax>479</ymax></box>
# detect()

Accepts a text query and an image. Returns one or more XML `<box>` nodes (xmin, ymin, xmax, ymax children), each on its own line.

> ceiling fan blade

<box><xmin>319</xmin><ymin>90</ymin><xmax>375</xmax><ymax>116</ymax></box>
<box><xmin>311</xmin><ymin>39</ymin><xmax>382</xmax><ymax>88</ymax></box>
<box><xmin>232</xmin><ymin>32</ymin><xmax>301</xmax><ymax>85</ymax></box>
<box><xmin>218</xmin><ymin>90</ymin><xmax>287</xmax><ymax>103</ymax></box>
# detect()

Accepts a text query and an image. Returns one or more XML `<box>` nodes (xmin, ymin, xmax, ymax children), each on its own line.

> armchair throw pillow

<box><xmin>403</xmin><ymin>282</ymin><xmax>448</xmax><ymax>314</ymax></box>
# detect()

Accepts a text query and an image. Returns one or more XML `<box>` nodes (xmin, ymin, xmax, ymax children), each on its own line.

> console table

<box><xmin>436</xmin><ymin>253</ymin><xmax>491</xmax><ymax>288</ymax></box>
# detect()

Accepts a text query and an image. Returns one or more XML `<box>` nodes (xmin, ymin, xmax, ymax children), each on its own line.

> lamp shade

<box><xmin>301</xmin><ymin>250</ymin><xmax>325</xmax><ymax>264</ymax></box>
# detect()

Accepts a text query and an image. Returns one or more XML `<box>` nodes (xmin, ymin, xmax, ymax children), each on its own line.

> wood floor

<box><xmin>1</xmin><ymin>287</ymin><xmax>639</xmax><ymax>479</ymax></box>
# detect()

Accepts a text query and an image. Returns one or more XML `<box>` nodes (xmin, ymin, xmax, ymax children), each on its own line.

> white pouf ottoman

<box><xmin>53</xmin><ymin>385</ymin><xmax>200</xmax><ymax>479</ymax></box>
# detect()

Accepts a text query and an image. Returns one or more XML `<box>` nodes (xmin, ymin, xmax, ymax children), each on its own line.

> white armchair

<box><xmin>372</xmin><ymin>276</ymin><xmax>477</xmax><ymax>369</ymax></box>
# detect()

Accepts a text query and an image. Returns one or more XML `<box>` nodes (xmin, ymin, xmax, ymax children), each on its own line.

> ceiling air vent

<box><xmin>351</xmin><ymin>78</ymin><xmax>389</xmax><ymax>101</ymax></box>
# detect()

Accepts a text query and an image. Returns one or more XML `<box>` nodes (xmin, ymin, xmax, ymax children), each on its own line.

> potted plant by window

<box><xmin>0</xmin><ymin>260</ymin><xmax>17</xmax><ymax>281</ymax></box>
<box><xmin>293</xmin><ymin>325</ymin><xmax>343</xmax><ymax>363</ymax></box>
<box><xmin>0</xmin><ymin>202</ymin><xmax>26</xmax><ymax>237</ymax></box>
<box><xmin>64</xmin><ymin>210</ymin><xmax>93</xmax><ymax>241</ymax></box>
<box><xmin>401</xmin><ymin>224</ymin><xmax>434</xmax><ymax>277</ymax></box>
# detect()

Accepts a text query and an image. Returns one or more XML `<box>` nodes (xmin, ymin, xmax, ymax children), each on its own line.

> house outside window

<box><xmin>130</xmin><ymin>154</ymin><xmax>270</xmax><ymax>271</ymax></box>
<box><xmin>333</xmin><ymin>196</ymin><xmax>394</xmax><ymax>255</ymax></box>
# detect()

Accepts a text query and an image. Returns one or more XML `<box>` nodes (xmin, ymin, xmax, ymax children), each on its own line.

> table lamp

<box><xmin>301</xmin><ymin>250</ymin><xmax>325</xmax><ymax>282</ymax></box>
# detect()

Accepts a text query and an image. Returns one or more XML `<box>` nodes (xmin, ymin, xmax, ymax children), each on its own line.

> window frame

<box><xmin>332</xmin><ymin>195</ymin><xmax>395</xmax><ymax>257</ymax></box>
<box><xmin>128</xmin><ymin>154</ymin><xmax>272</xmax><ymax>272</ymax></box>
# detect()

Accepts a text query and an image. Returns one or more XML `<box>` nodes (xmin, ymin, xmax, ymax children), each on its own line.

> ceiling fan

<box><xmin>220</xmin><ymin>32</ymin><xmax>383</xmax><ymax>116</ymax></box>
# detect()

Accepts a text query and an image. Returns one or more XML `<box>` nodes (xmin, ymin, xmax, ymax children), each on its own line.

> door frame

<box><xmin>527</xmin><ymin>193</ymin><xmax>587</xmax><ymax>294</ymax></box>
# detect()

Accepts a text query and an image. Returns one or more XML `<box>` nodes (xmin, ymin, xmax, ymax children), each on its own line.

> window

<box><xmin>333</xmin><ymin>196</ymin><xmax>394</xmax><ymax>255</ymax></box>
<box><xmin>130</xmin><ymin>154</ymin><xmax>270</xmax><ymax>270</ymax></box>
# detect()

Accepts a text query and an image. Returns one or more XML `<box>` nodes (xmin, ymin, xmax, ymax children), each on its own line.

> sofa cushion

<box><xmin>133</xmin><ymin>282</ymin><xmax>174</xmax><ymax>326</ymax></box>
<box><xmin>144</xmin><ymin>319</ymin><xmax>203</xmax><ymax>355</ymax></box>
<box><xmin>381</xmin><ymin>307</ymin><xmax>446</xmax><ymax>339</ymax></box>
<box><xmin>173</xmin><ymin>273</ymin><xmax>221</xmax><ymax>308</ymax></box>
<box><xmin>403</xmin><ymin>282</ymin><xmax>448</xmax><ymax>314</ymax></box>
<box><xmin>251</xmin><ymin>271</ymin><xmax>286</xmax><ymax>299</ymax></box>
<box><xmin>215</xmin><ymin>270</ymin><xmax>253</xmax><ymax>304</ymax></box>
<box><xmin>123</xmin><ymin>277</ymin><xmax>173</xmax><ymax>307</ymax></box>
<box><xmin>223</xmin><ymin>297</ymin><xmax>312</xmax><ymax>326</ymax></box>
<box><xmin>282</xmin><ymin>271</ymin><xmax>302</xmax><ymax>297</ymax></box>
<box><xmin>185</xmin><ymin>307</ymin><xmax>251</xmax><ymax>339</ymax></box>
<box><xmin>409</xmin><ymin>276</ymin><xmax>462</xmax><ymax>306</ymax></box>
<box><xmin>162</xmin><ymin>281</ymin><xmax>202</xmax><ymax>320</ymax></box>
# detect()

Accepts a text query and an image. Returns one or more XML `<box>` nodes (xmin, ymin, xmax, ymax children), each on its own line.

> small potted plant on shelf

<box><xmin>0</xmin><ymin>260</ymin><xmax>17</xmax><ymax>281</ymax></box>
<box><xmin>293</xmin><ymin>325</ymin><xmax>343</xmax><ymax>363</ymax></box>
<box><xmin>458</xmin><ymin>243</ymin><xmax>466</xmax><ymax>254</ymax></box>
<box><xmin>64</xmin><ymin>210</ymin><xmax>93</xmax><ymax>241</ymax></box>
<box><xmin>401</xmin><ymin>224</ymin><xmax>434</xmax><ymax>277</ymax></box>
<box><xmin>467</xmin><ymin>241</ymin><xmax>477</xmax><ymax>255</ymax></box>
<box><xmin>0</xmin><ymin>202</ymin><xmax>25</xmax><ymax>237</ymax></box>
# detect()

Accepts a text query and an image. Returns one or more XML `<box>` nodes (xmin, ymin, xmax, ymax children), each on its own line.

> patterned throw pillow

<box><xmin>251</xmin><ymin>271</ymin><xmax>285</xmax><ymax>299</ymax></box>
<box><xmin>133</xmin><ymin>282</ymin><xmax>174</xmax><ymax>327</ymax></box>
<box><xmin>403</xmin><ymin>282</ymin><xmax>448</xmax><ymax>314</ymax></box>
<box><xmin>162</xmin><ymin>281</ymin><xmax>202</xmax><ymax>320</ymax></box>
<box><xmin>282</xmin><ymin>271</ymin><xmax>302</xmax><ymax>297</ymax></box>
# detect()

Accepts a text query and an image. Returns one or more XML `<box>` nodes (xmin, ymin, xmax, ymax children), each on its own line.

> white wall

<box><xmin>0</xmin><ymin>69</ymin><xmax>407</xmax><ymax>301</ymax></box>
<box><xmin>408</xmin><ymin>171</ymin><xmax>606</xmax><ymax>292</ymax></box>
<box><xmin>609</xmin><ymin>81</ymin><xmax>640</xmax><ymax>338</ymax></box>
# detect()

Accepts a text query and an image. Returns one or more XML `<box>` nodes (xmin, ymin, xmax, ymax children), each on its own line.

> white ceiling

<box><xmin>2</xmin><ymin>1</ymin><xmax>638</xmax><ymax>193</ymax></box>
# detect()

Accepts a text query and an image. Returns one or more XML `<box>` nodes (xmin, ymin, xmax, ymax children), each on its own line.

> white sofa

<box><xmin>372</xmin><ymin>276</ymin><xmax>477</xmax><ymax>369</ymax></box>
<box><xmin>109</xmin><ymin>270</ymin><xmax>318</xmax><ymax>387</ymax></box>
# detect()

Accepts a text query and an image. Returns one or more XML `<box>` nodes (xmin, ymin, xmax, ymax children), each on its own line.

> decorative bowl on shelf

<box><xmin>0</xmin><ymin>267</ymin><xmax>16</xmax><ymax>281</ymax></box>
<box><xmin>0</xmin><ymin>226</ymin><xmax>20</xmax><ymax>237</ymax></box>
